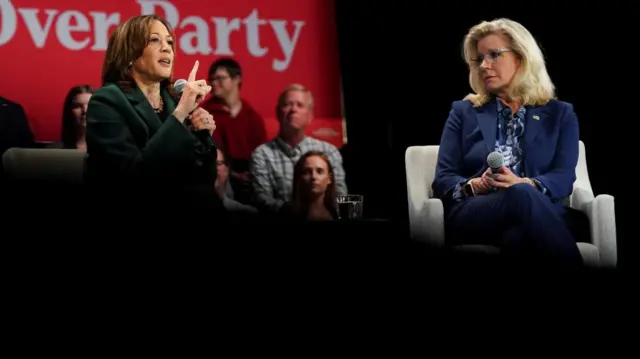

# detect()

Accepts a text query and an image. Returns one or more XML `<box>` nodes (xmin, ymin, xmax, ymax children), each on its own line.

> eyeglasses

<box><xmin>472</xmin><ymin>48</ymin><xmax>512</xmax><ymax>64</ymax></box>
<box><xmin>211</xmin><ymin>75</ymin><xmax>230</xmax><ymax>82</ymax></box>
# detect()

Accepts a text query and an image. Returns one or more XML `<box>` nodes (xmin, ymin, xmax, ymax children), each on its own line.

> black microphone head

<box><xmin>487</xmin><ymin>151</ymin><xmax>504</xmax><ymax>170</ymax></box>
<box><xmin>173</xmin><ymin>79</ymin><xmax>188</xmax><ymax>94</ymax></box>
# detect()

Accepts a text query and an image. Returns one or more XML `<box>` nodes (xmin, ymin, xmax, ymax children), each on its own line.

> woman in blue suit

<box><xmin>433</xmin><ymin>18</ymin><xmax>583</xmax><ymax>266</ymax></box>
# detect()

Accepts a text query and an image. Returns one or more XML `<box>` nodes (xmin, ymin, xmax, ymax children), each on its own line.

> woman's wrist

<box><xmin>172</xmin><ymin>107</ymin><xmax>188</xmax><ymax>122</ymax></box>
<box><xmin>522</xmin><ymin>177</ymin><xmax>537</xmax><ymax>188</ymax></box>
<box><xmin>469</xmin><ymin>178</ymin><xmax>479</xmax><ymax>190</ymax></box>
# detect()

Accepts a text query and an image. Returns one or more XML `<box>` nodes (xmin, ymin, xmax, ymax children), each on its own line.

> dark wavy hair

<box><xmin>290</xmin><ymin>151</ymin><xmax>338</xmax><ymax>219</ymax></box>
<box><xmin>61</xmin><ymin>84</ymin><xmax>94</xmax><ymax>149</ymax></box>
<box><xmin>101</xmin><ymin>14</ymin><xmax>175</xmax><ymax>92</ymax></box>
<box><xmin>208</xmin><ymin>57</ymin><xmax>243</xmax><ymax>89</ymax></box>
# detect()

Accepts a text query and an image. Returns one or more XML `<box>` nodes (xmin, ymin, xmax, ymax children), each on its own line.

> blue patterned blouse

<box><xmin>451</xmin><ymin>98</ymin><xmax>547</xmax><ymax>200</ymax></box>
<box><xmin>496</xmin><ymin>99</ymin><xmax>525</xmax><ymax>175</ymax></box>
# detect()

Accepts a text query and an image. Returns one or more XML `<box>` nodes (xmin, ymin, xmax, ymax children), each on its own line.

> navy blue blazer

<box><xmin>433</xmin><ymin>99</ymin><xmax>579</xmax><ymax>204</ymax></box>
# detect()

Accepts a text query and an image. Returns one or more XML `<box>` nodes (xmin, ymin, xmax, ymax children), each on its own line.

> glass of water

<box><xmin>336</xmin><ymin>194</ymin><xmax>364</xmax><ymax>220</ymax></box>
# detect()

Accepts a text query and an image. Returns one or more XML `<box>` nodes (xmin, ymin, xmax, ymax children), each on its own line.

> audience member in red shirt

<box><xmin>200</xmin><ymin>58</ymin><xmax>268</xmax><ymax>204</ymax></box>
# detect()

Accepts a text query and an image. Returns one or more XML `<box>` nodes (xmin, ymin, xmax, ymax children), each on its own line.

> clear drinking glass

<box><xmin>336</xmin><ymin>194</ymin><xmax>364</xmax><ymax>220</ymax></box>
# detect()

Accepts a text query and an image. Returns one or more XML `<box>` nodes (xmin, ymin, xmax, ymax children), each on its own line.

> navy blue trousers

<box><xmin>445</xmin><ymin>183</ymin><xmax>584</xmax><ymax>267</ymax></box>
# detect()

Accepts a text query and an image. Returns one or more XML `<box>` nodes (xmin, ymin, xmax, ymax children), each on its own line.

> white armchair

<box><xmin>405</xmin><ymin>141</ymin><xmax>617</xmax><ymax>268</ymax></box>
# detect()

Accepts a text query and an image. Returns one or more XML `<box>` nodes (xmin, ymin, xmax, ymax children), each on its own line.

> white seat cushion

<box><xmin>577</xmin><ymin>242</ymin><xmax>600</xmax><ymax>268</ymax></box>
<box><xmin>453</xmin><ymin>243</ymin><xmax>600</xmax><ymax>267</ymax></box>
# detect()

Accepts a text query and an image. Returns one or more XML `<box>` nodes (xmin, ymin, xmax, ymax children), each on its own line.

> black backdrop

<box><xmin>335</xmin><ymin>0</ymin><xmax>637</xmax><ymax>270</ymax></box>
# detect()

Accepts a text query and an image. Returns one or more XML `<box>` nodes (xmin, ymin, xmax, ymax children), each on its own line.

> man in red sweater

<box><xmin>200</xmin><ymin>58</ymin><xmax>268</xmax><ymax>204</ymax></box>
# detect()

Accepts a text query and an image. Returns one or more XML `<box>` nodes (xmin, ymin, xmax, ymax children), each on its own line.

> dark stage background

<box><xmin>336</xmin><ymin>0</ymin><xmax>636</xmax><ymax>270</ymax></box>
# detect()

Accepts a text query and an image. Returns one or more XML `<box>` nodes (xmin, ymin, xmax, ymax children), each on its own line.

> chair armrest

<box><xmin>408</xmin><ymin>198</ymin><xmax>445</xmax><ymax>247</ymax></box>
<box><xmin>570</xmin><ymin>187</ymin><xmax>617</xmax><ymax>268</ymax></box>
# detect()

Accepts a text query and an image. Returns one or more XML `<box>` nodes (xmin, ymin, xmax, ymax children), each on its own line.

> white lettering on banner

<box><xmin>243</xmin><ymin>9</ymin><xmax>267</xmax><ymax>58</ymax></box>
<box><xmin>0</xmin><ymin>0</ymin><xmax>305</xmax><ymax>71</ymax></box>
<box><xmin>56</xmin><ymin>11</ymin><xmax>91</xmax><ymax>50</ymax></box>
<box><xmin>210</xmin><ymin>17</ymin><xmax>239</xmax><ymax>56</ymax></box>
<box><xmin>269</xmin><ymin>19</ymin><xmax>304</xmax><ymax>71</ymax></box>
<box><xmin>18</xmin><ymin>8</ymin><xmax>57</xmax><ymax>48</ymax></box>
<box><xmin>138</xmin><ymin>0</ymin><xmax>304</xmax><ymax>71</ymax></box>
<box><xmin>0</xmin><ymin>0</ymin><xmax>120</xmax><ymax>50</ymax></box>
<box><xmin>137</xmin><ymin>0</ymin><xmax>179</xmax><ymax>27</ymax></box>
<box><xmin>0</xmin><ymin>0</ymin><xmax>16</xmax><ymax>45</ymax></box>
<box><xmin>90</xmin><ymin>12</ymin><xmax>121</xmax><ymax>50</ymax></box>
<box><xmin>179</xmin><ymin>16</ymin><xmax>213</xmax><ymax>55</ymax></box>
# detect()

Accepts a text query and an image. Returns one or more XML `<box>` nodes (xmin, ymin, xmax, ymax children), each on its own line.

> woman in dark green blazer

<box><xmin>85</xmin><ymin>14</ymin><xmax>223</xmax><ymax>217</ymax></box>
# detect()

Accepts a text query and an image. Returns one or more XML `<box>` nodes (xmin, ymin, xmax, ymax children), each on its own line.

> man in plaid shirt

<box><xmin>250</xmin><ymin>84</ymin><xmax>347</xmax><ymax>213</ymax></box>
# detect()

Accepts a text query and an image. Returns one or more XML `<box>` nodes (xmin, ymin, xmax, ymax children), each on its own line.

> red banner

<box><xmin>0</xmin><ymin>0</ymin><xmax>344</xmax><ymax>147</ymax></box>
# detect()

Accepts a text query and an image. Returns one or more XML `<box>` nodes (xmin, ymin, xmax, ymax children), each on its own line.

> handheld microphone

<box><xmin>172</xmin><ymin>79</ymin><xmax>216</xmax><ymax>150</ymax></box>
<box><xmin>486</xmin><ymin>151</ymin><xmax>504</xmax><ymax>178</ymax></box>
<box><xmin>173</xmin><ymin>79</ymin><xmax>188</xmax><ymax>94</ymax></box>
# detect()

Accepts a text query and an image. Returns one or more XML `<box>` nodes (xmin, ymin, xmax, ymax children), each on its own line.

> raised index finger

<box><xmin>188</xmin><ymin>60</ymin><xmax>199</xmax><ymax>82</ymax></box>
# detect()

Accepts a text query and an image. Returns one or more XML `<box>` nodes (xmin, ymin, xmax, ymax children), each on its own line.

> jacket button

<box><xmin>195</xmin><ymin>160</ymin><xmax>203</xmax><ymax>167</ymax></box>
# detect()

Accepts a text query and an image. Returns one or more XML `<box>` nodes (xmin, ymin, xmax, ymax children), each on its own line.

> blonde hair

<box><xmin>277</xmin><ymin>83</ymin><xmax>314</xmax><ymax>110</ymax></box>
<box><xmin>462</xmin><ymin>18</ymin><xmax>555</xmax><ymax>107</ymax></box>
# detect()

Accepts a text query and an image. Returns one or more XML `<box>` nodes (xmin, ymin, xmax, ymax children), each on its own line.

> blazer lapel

<box><xmin>124</xmin><ymin>86</ymin><xmax>162</xmax><ymax>134</ymax></box>
<box><xmin>523</xmin><ymin>105</ymin><xmax>549</xmax><ymax>176</ymax></box>
<box><xmin>161</xmin><ymin>87</ymin><xmax>177</xmax><ymax>118</ymax></box>
<box><xmin>524</xmin><ymin>106</ymin><xmax>546</xmax><ymax>146</ymax></box>
<box><xmin>477</xmin><ymin>100</ymin><xmax>498</xmax><ymax>153</ymax></box>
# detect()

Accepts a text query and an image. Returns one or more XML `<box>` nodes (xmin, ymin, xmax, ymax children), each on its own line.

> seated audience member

<box><xmin>215</xmin><ymin>148</ymin><xmax>258</xmax><ymax>214</ymax></box>
<box><xmin>0</xmin><ymin>96</ymin><xmax>34</xmax><ymax>156</ymax></box>
<box><xmin>250</xmin><ymin>84</ymin><xmax>347</xmax><ymax>213</ymax></box>
<box><xmin>61</xmin><ymin>85</ymin><xmax>94</xmax><ymax>150</ymax></box>
<box><xmin>281</xmin><ymin>151</ymin><xmax>339</xmax><ymax>221</ymax></box>
<box><xmin>433</xmin><ymin>18</ymin><xmax>583</xmax><ymax>267</ymax></box>
<box><xmin>200</xmin><ymin>58</ymin><xmax>267</xmax><ymax>204</ymax></box>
